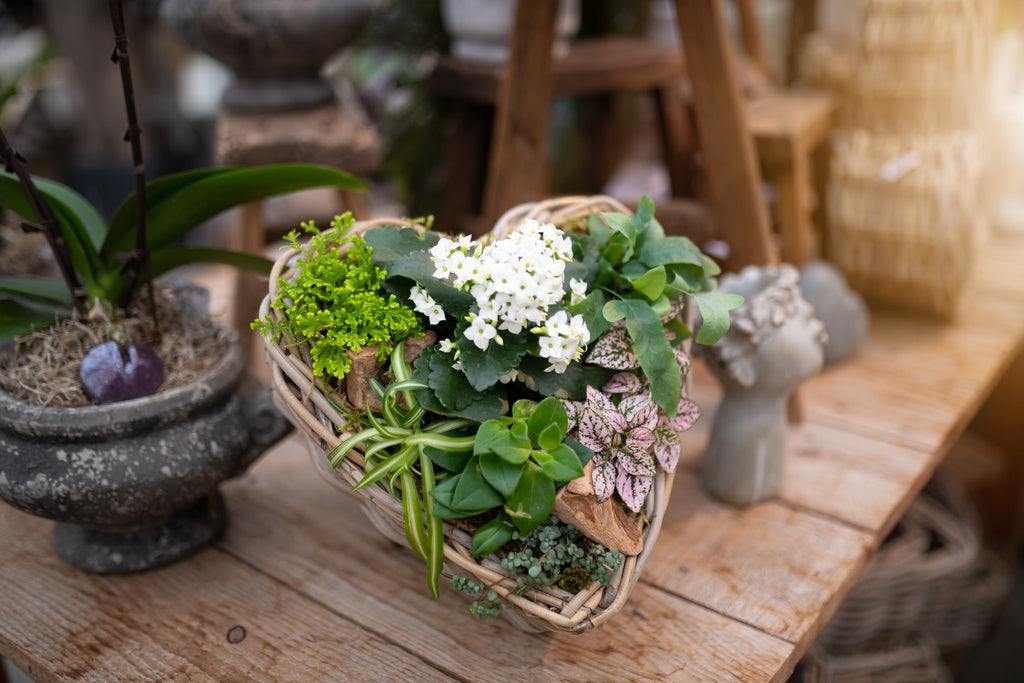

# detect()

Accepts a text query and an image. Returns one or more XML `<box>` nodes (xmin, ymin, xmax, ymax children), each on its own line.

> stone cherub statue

<box><xmin>696</xmin><ymin>264</ymin><xmax>827</xmax><ymax>506</ymax></box>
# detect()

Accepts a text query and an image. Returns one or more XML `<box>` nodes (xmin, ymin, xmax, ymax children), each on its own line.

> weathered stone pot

<box><xmin>161</xmin><ymin>0</ymin><xmax>377</xmax><ymax>112</ymax></box>
<box><xmin>0</xmin><ymin>330</ymin><xmax>291</xmax><ymax>573</ymax></box>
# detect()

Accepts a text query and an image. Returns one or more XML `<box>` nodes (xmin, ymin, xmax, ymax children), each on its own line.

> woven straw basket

<box><xmin>814</xmin><ymin>475</ymin><xmax>1007</xmax><ymax>653</ymax></box>
<box><xmin>257</xmin><ymin>195</ymin><xmax>677</xmax><ymax>634</ymax></box>
<box><xmin>827</xmin><ymin>129</ymin><xmax>984</xmax><ymax>318</ymax></box>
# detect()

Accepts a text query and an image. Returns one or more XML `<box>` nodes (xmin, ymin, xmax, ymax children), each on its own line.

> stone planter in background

<box><xmin>441</xmin><ymin>0</ymin><xmax>580</xmax><ymax>64</ymax></box>
<box><xmin>0</xmin><ymin>330</ymin><xmax>292</xmax><ymax>573</ymax></box>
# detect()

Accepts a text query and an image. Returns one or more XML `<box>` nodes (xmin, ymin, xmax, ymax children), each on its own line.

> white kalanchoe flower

<box><xmin>438</xmin><ymin>338</ymin><xmax>456</xmax><ymax>353</ymax></box>
<box><xmin>569</xmin><ymin>278</ymin><xmax>588</xmax><ymax>306</ymax></box>
<box><xmin>410</xmin><ymin>285</ymin><xmax>446</xmax><ymax>324</ymax></box>
<box><xmin>428</xmin><ymin>220</ymin><xmax>592</xmax><ymax>373</ymax></box>
<box><xmin>464</xmin><ymin>316</ymin><xmax>498</xmax><ymax>350</ymax></box>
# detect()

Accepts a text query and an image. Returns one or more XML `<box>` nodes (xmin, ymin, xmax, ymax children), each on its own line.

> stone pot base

<box><xmin>52</xmin><ymin>493</ymin><xmax>225</xmax><ymax>574</ymax></box>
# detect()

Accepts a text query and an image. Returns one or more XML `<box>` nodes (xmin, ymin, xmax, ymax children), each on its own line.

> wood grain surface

<box><xmin>2</xmin><ymin>233</ymin><xmax>1023</xmax><ymax>680</ymax></box>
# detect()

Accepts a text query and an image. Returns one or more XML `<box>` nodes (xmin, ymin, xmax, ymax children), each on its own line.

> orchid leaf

<box><xmin>0</xmin><ymin>298</ymin><xmax>65</xmax><ymax>338</ymax></box>
<box><xmin>149</xmin><ymin>246</ymin><xmax>273</xmax><ymax>280</ymax></box>
<box><xmin>0</xmin><ymin>277</ymin><xmax>73</xmax><ymax>305</ymax></box>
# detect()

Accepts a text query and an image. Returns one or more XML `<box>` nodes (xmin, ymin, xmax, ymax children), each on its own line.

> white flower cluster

<box><xmin>425</xmin><ymin>219</ymin><xmax>591</xmax><ymax>374</ymax></box>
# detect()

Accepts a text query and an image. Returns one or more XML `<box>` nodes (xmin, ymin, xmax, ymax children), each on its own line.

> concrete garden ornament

<box><xmin>697</xmin><ymin>265</ymin><xmax>827</xmax><ymax>507</ymax></box>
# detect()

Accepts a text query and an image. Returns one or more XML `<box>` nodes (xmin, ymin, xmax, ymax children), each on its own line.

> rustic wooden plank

<box><xmin>0</xmin><ymin>506</ymin><xmax>453</xmax><ymax>683</ymax></box>
<box><xmin>674</xmin><ymin>0</ymin><xmax>776</xmax><ymax>271</ymax></box>
<box><xmin>801</xmin><ymin>294</ymin><xmax>1024</xmax><ymax>453</ymax></box>
<box><xmin>681</xmin><ymin>362</ymin><xmax>930</xmax><ymax>535</ymax></box>
<box><xmin>217</xmin><ymin>438</ymin><xmax>796</xmax><ymax>682</ymax></box>
<box><xmin>480</xmin><ymin>1</ymin><xmax>559</xmax><ymax>227</ymax></box>
<box><xmin>644</xmin><ymin>470</ymin><xmax>873</xmax><ymax>644</ymax></box>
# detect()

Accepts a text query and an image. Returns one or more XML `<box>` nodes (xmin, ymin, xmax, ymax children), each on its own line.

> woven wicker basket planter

<box><xmin>802</xmin><ymin>636</ymin><xmax>951</xmax><ymax>683</ymax></box>
<box><xmin>257</xmin><ymin>195</ymin><xmax>678</xmax><ymax>634</ymax></box>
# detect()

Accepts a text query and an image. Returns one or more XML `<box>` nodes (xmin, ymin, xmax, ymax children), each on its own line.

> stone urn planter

<box><xmin>695</xmin><ymin>265</ymin><xmax>827</xmax><ymax>506</ymax></box>
<box><xmin>441</xmin><ymin>0</ymin><xmax>581</xmax><ymax>64</ymax></box>
<box><xmin>161</xmin><ymin>0</ymin><xmax>377</xmax><ymax>112</ymax></box>
<box><xmin>0</xmin><ymin>330</ymin><xmax>291</xmax><ymax>573</ymax></box>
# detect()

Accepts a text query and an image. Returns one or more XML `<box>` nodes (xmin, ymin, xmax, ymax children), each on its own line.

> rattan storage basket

<box><xmin>257</xmin><ymin>195</ymin><xmax>677</xmax><ymax>634</ymax></box>
<box><xmin>827</xmin><ymin>129</ymin><xmax>985</xmax><ymax>318</ymax></box>
<box><xmin>814</xmin><ymin>475</ymin><xmax>1006</xmax><ymax>652</ymax></box>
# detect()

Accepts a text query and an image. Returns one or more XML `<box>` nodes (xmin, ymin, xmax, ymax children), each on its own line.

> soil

<box><xmin>0</xmin><ymin>287</ymin><xmax>225</xmax><ymax>407</ymax></box>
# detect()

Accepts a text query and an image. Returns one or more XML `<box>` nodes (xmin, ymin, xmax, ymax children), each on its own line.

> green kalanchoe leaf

<box><xmin>456</xmin><ymin>327</ymin><xmax>529</xmax><ymax>391</ymax></box>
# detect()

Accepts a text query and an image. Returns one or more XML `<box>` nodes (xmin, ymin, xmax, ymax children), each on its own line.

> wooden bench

<box><xmin>3</xmin><ymin>231</ymin><xmax>1022</xmax><ymax>681</ymax></box>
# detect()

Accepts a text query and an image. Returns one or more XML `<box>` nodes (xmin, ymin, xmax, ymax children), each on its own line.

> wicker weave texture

<box><xmin>257</xmin><ymin>195</ymin><xmax>677</xmax><ymax>634</ymax></box>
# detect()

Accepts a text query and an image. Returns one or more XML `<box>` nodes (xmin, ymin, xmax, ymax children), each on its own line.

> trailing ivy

<box><xmin>253</xmin><ymin>214</ymin><xmax>423</xmax><ymax>383</ymax></box>
<box><xmin>450</xmin><ymin>515</ymin><xmax>624</xmax><ymax>620</ymax></box>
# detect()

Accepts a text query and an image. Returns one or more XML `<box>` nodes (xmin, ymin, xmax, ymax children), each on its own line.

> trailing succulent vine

<box><xmin>450</xmin><ymin>515</ymin><xmax>624</xmax><ymax>619</ymax></box>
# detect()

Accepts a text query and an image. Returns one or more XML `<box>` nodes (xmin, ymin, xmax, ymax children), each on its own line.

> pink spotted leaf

<box><xmin>591</xmin><ymin>454</ymin><xmax>617</xmax><ymax>502</ymax></box>
<box><xmin>586</xmin><ymin>328</ymin><xmax>639</xmax><ymax>370</ymax></box>
<box><xmin>616</xmin><ymin>470</ymin><xmax>654</xmax><ymax>513</ymax></box>
<box><xmin>614</xmin><ymin>445</ymin><xmax>657</xmax><ymax>477</ymax></box>
<box><xmin>602</xmin><ymin>371</ymin><xmax>641</xmax><ymax>395</ymax></box>
<box><xmin>663</xmin><ymin>397</ymin><xmax>701</xmax><ymax>433</ymax></box>
<box><xmin>652</xmin><ymin>425</ymin><xmax>682</xmax><ymax>472</ymax></box>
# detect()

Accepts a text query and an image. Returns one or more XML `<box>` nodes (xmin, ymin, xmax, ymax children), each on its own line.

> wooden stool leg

<box><xmin>336</xmin><ymin>188</ymin><xmax>369</xmax><ymax>221</ymax></box>
<box><xmin>480</xmin><ymin>1</ymin><xmax>559</xmax><ymax>228</ymax></box>
<box><xmin>674</xmin><ymin>0</ymin><xmax>776</xmax><ymax>271</ymax></box>
<box><xmin>231</xmin><ymin>202</ymin><xmax>265</xmax><ymax>375</ymax></box>
<box><xmin>654</xmin><ymin>82</ymin><xmax>696</xmax><ymax>197</ymax></box>
<box><xmin>771</xmin><ymin>147</ymin><xmax>815</xmax><ymax>266</ymax></box>
<box><xmin>438</xmin><ymin>101</ymin><xmax>491</xmax><ymax>235</ymax></box>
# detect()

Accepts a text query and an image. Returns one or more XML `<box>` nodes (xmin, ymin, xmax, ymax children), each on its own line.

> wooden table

<box><xmin>2</xmin><ymin>234</ymin><xmax>1023</xmax><ymax>681</ymax></box>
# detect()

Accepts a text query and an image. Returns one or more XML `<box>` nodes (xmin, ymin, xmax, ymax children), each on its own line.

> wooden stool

<box><xmin>431</xmin><ymin>35</ymin><xmax>694</xmax><ymax>235</ymax></box>
<box><xmin>746</xmin><ymin>90</ymin><xmax>835</xmax><ymax>266</ymax></box>
<box><xmin>430</xmin><ymin>1</ymin><xmax>776</xmax><ymax>273</ymax></box>
<box><xmin>214</xmin><ymin>103</ymin><xmax>381</xmax><ymax>364</ymax></box>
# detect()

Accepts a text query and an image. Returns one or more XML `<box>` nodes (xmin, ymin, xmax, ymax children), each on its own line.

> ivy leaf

<box><xmin>479</xmin><ymin>451</ymin><xmax>523</xmax><ymax>498</ymax></box>
<box><xmin>639</xmin><ymin>236</ymin><xmax>706</xmax><ymax>270</ymax></box>
<box><xmin>633</xmin><ymin>195</ymin><xmax>655</xmax><ymax>235</ymax></box>
<box><xmin>515</xmin><ymin>355</ymin><xmax>614</xmax><ymax>402</ymax></box>
<box><xmin>504</xmin><ymin>463</ymin><xmax>556</xmax><ymax>535</ymax></box>
<box><xmin>628</xmin><ymin>265</ymin><xmax>666</xmax><ymax>301</ymax></box>
<box><xmin>603</xmin><ymin>299</ymin><xmax>681</xmax><ymax>416</ymax></box>
<box><xmin>457</xmin><ymin>329</ymin><xmax>528</xmax><ymax>391</ymax></box>
<box><xmin>452</xmin><ymin>455</ymin><xmax>505</xmax><ymax>511</ymax></box>
<box><xmin>363</xmin><ymin>224</ymin><xmax>439</xmax><ymax>264</ymax></box>
<box><xmin>664</xmin><ymin>263</ymin><xmax>716</xmax><ymax>297</ymax></box>
<box><xmin>695</xmin><ymin>292</ymin><xmax>745</xmax><ymax>345</ymax></box>
<box><xmin>538</xmin><ymin>443</ymin><xmax>585</xmax><ymax>482</ymax></box>
<box><xmin>470</xmin><ymin>513</ymin><xmax>515</xmax><ymax>557</ymax></box>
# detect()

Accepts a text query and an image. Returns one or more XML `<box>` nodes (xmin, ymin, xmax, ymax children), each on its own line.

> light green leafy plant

<box><xmin>253</xmin><ymin>214</ymin><xmax>422</xmax><ymax>382</ymax></box>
